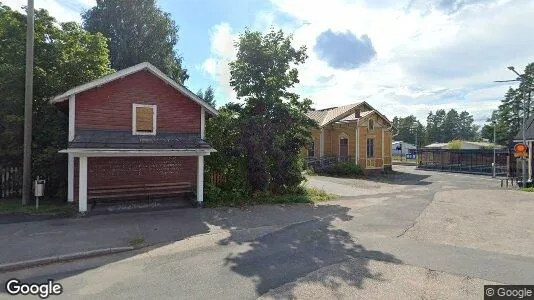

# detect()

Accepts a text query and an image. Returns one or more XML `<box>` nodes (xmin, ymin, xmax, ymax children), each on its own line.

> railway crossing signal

<box><xmin>514</xmin><ymin>143</ymin><xmax>529</xmax><ymax>158</ymax></box>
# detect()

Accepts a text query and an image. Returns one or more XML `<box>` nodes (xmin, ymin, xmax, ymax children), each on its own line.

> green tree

<box><xmin>196</xmin><ymin>86</ymin><xmax>216</xmax><ymax>107</ymax></box>
<box><xmin>391</xmin><ymin>115</ymin><xmax>424</xmax><ymax>147</ymax></box>
<box><xmin>481</xmin><ymin>63</ymin><xmax>534</xmax><ymax>147</ymax></box>
<box><xmin>0</xmin><ymin>5</ymin><xmax>112</xmax><ymax>198</ymax></box>
<box><xmin>82</xmin><ymin>0</ymin><xmax>188</xmax><ymax>83</ymax></box>
<box><xmin>425</xmin><ymin>109</ymin><xmax>446</xmax><ymax>143</ymax></box>
<box><xmin>442</xmin><ymin>109</ymin><xmax>460</xmax><ymax>141</ymax></box>
<box><xmin>481</xmin><ymin>111</ymin><xmax>507</xmax><ymax>145</ymax></box>
<box><xmin>222</xmin><ymin>28</ymin><xmax>314</xmax><ymax>194</ymax></box>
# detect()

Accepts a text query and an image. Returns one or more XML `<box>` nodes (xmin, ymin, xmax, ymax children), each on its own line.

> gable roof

<box><xmin>514</xmin><ymin>115</ymin><xmax>534</xmax><ymax>141</ymax></box>
<box><xmin>50</xmin><ymin>62</ymin><xmax>218</xmax><ymax>116</ymax></box>
<box><xmin>306</xmin><ymin>101</ymin><xmax>393</xmax><ymax>128</ymax></box>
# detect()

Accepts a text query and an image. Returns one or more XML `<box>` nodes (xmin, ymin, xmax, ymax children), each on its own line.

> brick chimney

<box><xmin>354</xmin><ymin>109</ymin><xmax>360</xmax><ymax>118</ymax></box>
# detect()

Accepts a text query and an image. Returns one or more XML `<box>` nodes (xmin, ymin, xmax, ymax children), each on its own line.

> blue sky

<box><xmin>4</xmin><ymin>0</ymin><xmax>534</xmax><ymax>125</ymax></box>
<box><xmin>157</xmin><ymin>0</ymin><xmax>274</xmax><ymax>95</ymax></box>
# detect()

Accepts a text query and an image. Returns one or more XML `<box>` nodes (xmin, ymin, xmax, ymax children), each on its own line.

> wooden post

<box><xmin>320</xmin><ymin>129</ymin><xmax>324</xmax><ymax>157</ymax></box>
<box><xmin>529</xmin><ymin>141</ymin><xmax>532</xmax><ymax>181</ymax></box>
<box><xmin>22</xmin><ymin>0</ymin><xmax>35</xmax><ymax>206</ymax></box>
<box><xmin>197</xmin><ymin>155</ymin><xmax>204</xmax><ymax>205</ymax></box>
<box><xmin>67</xmin><ymin>154</ymin><xmax>74</xmax><ymax>202</ymax></box>
<box><xmin>78</xmin><ymin>156</ymin><xmax>88</xmax><ymax>212</ymax></box>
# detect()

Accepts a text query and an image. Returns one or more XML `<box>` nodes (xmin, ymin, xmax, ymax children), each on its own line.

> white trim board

<box><xmin>59</xmin><ymin>148</ymin><xmax>215</xmax><ymax>157</ymax></box>
<box><xmin>68</xmin><ymin>95</ymin><xmax>75</xmax><ymax>141</ymax></box>
<box><xmin>132</xmin><ymin>103</ymin><xmax>157</xmax><ymax>135</ymax></box>
<box><xmin>50</xmin><ymin>62</ymin><xmax>218</xmax><ymax>116</ymax></box>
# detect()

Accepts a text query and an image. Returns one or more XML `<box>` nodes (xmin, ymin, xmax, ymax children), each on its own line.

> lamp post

<box><xmin>492</xmin><ymin>120</ymin><xmax>496</xmax><ymax>178</ymax></box>
<box><xmin>508</xmin><ymin>66</ymin><xmax>528</xmax><ymax>187</ymax></box>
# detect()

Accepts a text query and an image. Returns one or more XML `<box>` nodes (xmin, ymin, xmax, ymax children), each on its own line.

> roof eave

<box><xmin>49</xmin><ymin>62</ymin><xmax>219</xmax><ymax>116</ymax></box>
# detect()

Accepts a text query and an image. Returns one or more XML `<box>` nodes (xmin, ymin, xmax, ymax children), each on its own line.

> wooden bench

<box><xmin>88</xmin><ymin>182</ymin><xmax>193</xmax><ymax>209</ymax></box>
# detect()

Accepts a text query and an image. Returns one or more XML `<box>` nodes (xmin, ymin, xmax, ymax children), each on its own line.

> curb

<box><xmin>0</xmin><ymin>246</ymin><xmax>135</xmax><ymax>273</ymax></box>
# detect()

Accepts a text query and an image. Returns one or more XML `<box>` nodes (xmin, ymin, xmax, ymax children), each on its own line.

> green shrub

<box><xmin>203</xmin><ymin>182</ymin><xmax>336</xmax><ymax>207</ymax></box>
<box><xmin>317</xmin><ymin>163</ymin><xmax>363</xmax><ymax>177</ymax></box>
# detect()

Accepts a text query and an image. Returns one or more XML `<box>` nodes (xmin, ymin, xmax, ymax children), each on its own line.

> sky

<box><xmin>4</xmin><ymin>0</ymin><xmax>534</xmax><ymax>125</ymax></box>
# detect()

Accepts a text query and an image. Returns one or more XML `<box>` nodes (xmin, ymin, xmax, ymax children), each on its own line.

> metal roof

<box><xmin>69</xmin><ymin>129</ymin><xmax>214</xmax><ymax>150</ymax></box>
<box><xmin>306</xmin><ymin>102</ymin><xmax>394</xmax><ymax>129</ymax></box>
<box><xmin>514</xmin><ymin>115</ymin><xmax>534</xmax><ymax>141</ymax></box>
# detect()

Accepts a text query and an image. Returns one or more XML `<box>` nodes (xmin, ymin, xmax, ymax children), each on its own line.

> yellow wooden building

<box><xmin>305</xmin><ymin>102</ymin><xmax>396</xmax><ymax>172</ymax></box>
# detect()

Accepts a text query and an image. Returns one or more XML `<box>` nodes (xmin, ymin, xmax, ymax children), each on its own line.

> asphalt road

<box><xmin>1</xmin><ymin>166</ymin><xmax>530</xmax><ymax>299</ymax></box>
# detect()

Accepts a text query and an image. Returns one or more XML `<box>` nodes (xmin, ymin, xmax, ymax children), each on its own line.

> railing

<box><xmin>306</xmin><ymin>156</ymin><xmax>355</xmax><ymax>170</ymax></box>
<box><xmin>1</xmin><ymin>167</ymin><xmax>22</xmax><ymax>199</ymax></box>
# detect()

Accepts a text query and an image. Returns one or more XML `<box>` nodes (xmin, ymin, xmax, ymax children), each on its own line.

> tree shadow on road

<box><xmin>209</xmin><ymin>204</ymin><xmax>402</xmax><ymax>296</ymax></box>
<box><xmin>365</xmin><ymin>170</ymin><xmax>431</xmax><ymax>186</ymax></box>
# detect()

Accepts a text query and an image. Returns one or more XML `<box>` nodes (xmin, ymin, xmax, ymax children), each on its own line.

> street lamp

<box><xmin>497</xmin><ymin>66</ymin><xmax>528</xmax><ymax>186</ymax></box>
<box><xmin>492</xmin><ymin>120</ymin><xmax>496</xmax><ymax>178</ymax></box>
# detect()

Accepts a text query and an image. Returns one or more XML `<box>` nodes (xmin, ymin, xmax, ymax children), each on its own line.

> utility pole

<box><xmin>22</xmin><ymin>0</ymin><xmax>35</xmax><ymax>205</ymax></box>
<box><xmin>508</xmin><ymin>67</ymin><xmax>528</xmax><ymax>187</ymax></box>
<box><xmin>498</xmin><ymin>66</ymin><xmax>530</xmax><ymax>186</ymax></box>
<box><xmin>492</xmin><ymin>121</ymin><xmax>496</xmax><ymax>178</ymax></box>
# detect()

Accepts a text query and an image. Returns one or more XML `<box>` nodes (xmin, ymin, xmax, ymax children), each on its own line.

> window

<box><xmin>308</xmin><ymin>141</ymin><xmax>315</xmax><ymax>157</ymax></box>
<box><xmin>368</xmin><ymin>119</ymin><xmax>374</xmax><ymax>131</ymax></box>
<box><xmin>367</xmin><ymin>138</ymin><xmax>374</xmax><ymax>158</ymax></box>
<box><xmin>339</xmin><ymin>138</ymin><xmax>349</xmax><ymax>158</ymax></box>
<box><xmin>132</xmin><ymin>104</ymin><xmax>157</xmax><ymax>135</ymax></box>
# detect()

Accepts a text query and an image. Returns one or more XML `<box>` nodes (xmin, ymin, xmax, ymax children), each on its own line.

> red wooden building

<box><xmin>50</xmin><ymin>62</ymin><xmax>218</xmax><ymax>212</ymax></box>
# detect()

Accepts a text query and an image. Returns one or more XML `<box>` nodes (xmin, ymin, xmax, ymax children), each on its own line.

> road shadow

<box><xmin>1</xmin><ymin>203</ymin><xmax>402</xmax><ymax>298</ymax></box>
<box><xmin>208</xmin><ymin>204</ymin><xmax>402</xmax><ymax>296</ymax></box>
<box><xmin>0</xmin><ymin>207</ymin><xmax>212</xmax><ymax>292</ymax></box>
<box><xmin>365</xmin><ymin>169</ymin><xmax>431</xmax><ymax>186</ymax></box>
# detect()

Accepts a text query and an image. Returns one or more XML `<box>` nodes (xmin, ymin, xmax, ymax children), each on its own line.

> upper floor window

<box><xmin>132</xmin><ymin>104</ymin><xmax>157</xmax><ymax>135</ymax></box>
<box><xmin>368</xmin><ymin>119</ymin><xmax>375</xmax><ymax>131</ymax></box>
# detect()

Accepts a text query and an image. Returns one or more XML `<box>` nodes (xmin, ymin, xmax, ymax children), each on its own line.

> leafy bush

<box><xmin>317</xmin><ymin>163</ymin><xmax>363</xmax><ymax>177</ymax></box>
<box><xmin>203</xmin><ymin>182</ymin><xmax>336</xmax><ymax>207</ymax></box>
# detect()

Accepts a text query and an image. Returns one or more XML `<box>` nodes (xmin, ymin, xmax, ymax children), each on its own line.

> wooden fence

<box><xmin>1</xmin><ymin>167</ymin><xmax>22</xmax><ymax>199</ymax></box>
<box><xmin>210</xmin><ymin>172</ymin><xmax>226</xmax><ymax>186</ymax></box>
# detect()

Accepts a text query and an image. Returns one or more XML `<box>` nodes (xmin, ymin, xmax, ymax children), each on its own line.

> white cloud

<box><xmin>2</xmin><ymin>0</ymin><xmax>94</xmax><ymax>23</ymax></box>
<box><xmin>203</xmin><ymin>0</ymin><xmax>533</xmax><ymax>125</ymax></box>
<box><xmin>201</xmin><ymin>23</ymin><xmax>239</xmax><ymax>103</ymax></box>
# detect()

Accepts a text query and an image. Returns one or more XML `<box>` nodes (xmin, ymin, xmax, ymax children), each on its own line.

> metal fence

<box><xmin>417</xmin><ymin>149</ymin><xmax>515</xmax><ymax>176</ymax></box>
<box><xmin>1</xmin><ymin>167</ymin><xmax>22</xmax><ymax>199</ymax></box>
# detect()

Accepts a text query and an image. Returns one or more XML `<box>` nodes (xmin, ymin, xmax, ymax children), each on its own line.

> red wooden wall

<box><xmin>73</xmin><ymin>156</ymin><xmax>198</xmax><ymax>202</ymax></box>
<box><xmin>75</xmin><ymin>70</ymin><xmax>201</xmax><ymax>133</ymax></box>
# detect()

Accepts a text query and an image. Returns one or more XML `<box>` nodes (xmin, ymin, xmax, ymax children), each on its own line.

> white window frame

<box><xmin>132</xmin><ymin>104</ymin><xmax>157</xmax><ymax>135</ymax></box>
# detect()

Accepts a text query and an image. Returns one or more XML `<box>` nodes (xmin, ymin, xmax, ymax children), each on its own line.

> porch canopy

<box><xmin>60</xmin><ymin>129</ymin><xmax>216</xmax><ymax>212</ymax></box>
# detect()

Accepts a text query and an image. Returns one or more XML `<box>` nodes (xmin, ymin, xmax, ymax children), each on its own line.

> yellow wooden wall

<box><xmin>305</xmin><ymin>112</ymin><xmax>394</xmax><ymax>170</ymax></box>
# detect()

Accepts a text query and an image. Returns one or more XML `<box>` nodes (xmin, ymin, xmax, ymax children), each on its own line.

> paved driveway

<box><xmin>307</xmin><ymin>166</ymin><xmax>534</xmax><ymax>257</ymax></box>
<box><xmin>1</xmin><ymin>166</ymin><xmax>532</xmax><ymax>300</ymax></box>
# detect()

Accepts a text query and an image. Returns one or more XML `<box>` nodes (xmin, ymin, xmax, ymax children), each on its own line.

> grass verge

<box><xmin>521</xmin><ymin>187</ymin><xmax>534</xmax><ymax>192</ymax></box>
<box><xmin>0</xmin><ymin>198</ymin><xmax>73</xmax><ymax>215</ymax></box>
<box><xmin>205</xmin><ymin>187</ymin><xmax>338</xmax><ymax>207</ymax></box>
<box><xmin>128</xmin><ymin>237</ymin><xmax>145</xmax><ymax>248</ymax></box>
